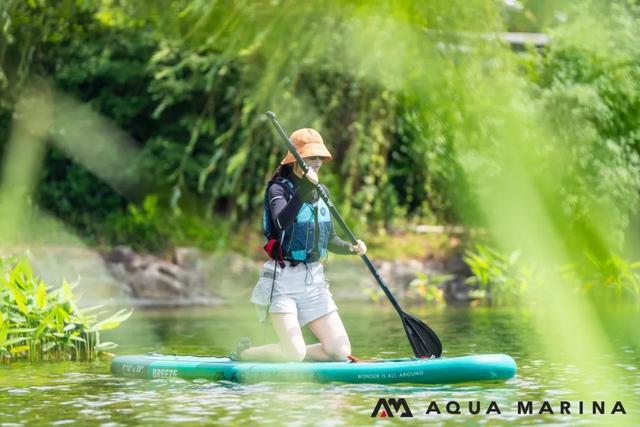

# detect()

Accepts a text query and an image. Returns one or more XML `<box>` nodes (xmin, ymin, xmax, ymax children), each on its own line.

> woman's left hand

<box><xmin>350</xmin><ymin>240</ymin><xmax>367</xmax><ymax>256</ymax></box>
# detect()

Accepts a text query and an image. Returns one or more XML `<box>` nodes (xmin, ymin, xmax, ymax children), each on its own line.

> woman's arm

<box><xmin>328</xmin><ymin>228</ymin><xmax>353</xmax><ymax>254</ymax></box>
<box><xmin>268</xmin><ymin>180</ymin><xmax>317</xmax><ymax>231</ymax></box>
<box><xmin>268</xmin><ymin>182</ymin><xmax>302</xmax><ymax>231</ymax></box>
<box><xmin>320</xmin><ymin>185</ymin><xmax>358</xmax><ymax>255</ymax></box>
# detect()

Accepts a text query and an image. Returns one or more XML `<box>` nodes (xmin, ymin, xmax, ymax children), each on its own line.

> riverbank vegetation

<box><xmin>464</xmin><ymin>244</ymin><xmax>640</xmax><ymax>304</ymax></box>
<box><xmin>0</xmin><ymin>255</ymin><xmax>131</xmax><ymax>363</ymax></box>
<box><xmin>1</xmin><ymin>1</ymin><xmax>640</xmax><ymax>301</ymax></box>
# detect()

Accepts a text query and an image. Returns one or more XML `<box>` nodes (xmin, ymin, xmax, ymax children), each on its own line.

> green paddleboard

<box><xmin>111</xmin><ymin>354</ymin><xmax>516</xmax><ymax>384</ymax></box>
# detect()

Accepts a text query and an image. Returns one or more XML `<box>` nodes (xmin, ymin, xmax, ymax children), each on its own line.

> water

<box><xmin>1</xmin><ymin>303</ymin><xmax>638</xmax><ymax>426</ymax></box>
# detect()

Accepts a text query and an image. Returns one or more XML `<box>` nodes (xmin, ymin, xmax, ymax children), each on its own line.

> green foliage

<box><xmin>503</xmin><ymin>0</ymin><xmax>563</xmax><ymax>33</ymax></box>
<box><xmin>1</xmin><ymin>0</ymin><xmax>479</xmax><ymax>249</ymax></box>
<box><xmin>1</xmin><ymin>0</ymin><xmax>640</xmax><ymax>257</ymax></box>
<box><xmin>0</xmin><ymin>110</ymin><xmax>10</xmax><ymax>161</ymax></box>
<box><xmin>465</xmin><ymin>244</ymin><xmax>640</xmax><ymax>304</ymax></box>
<box><xmin>562</xmin><ymin>252</ymin><xmax>640</xmax><ymax>302</ymax></box>
<box><xmin>103</xmin><ymin>194</ymin><xmax>234</xmax><ymax>253</ymax></box>
<box><xmin>0</xmin><ymin>254</ymin><xmax>131</xmax><ymax>363</ymax></box>
<box><xmin>525</xmin><ymin>2</ymin><xmax>640</xmax><ymax>250</ymax></box>
<box><xmin>464</xmin><ymin>244</ymin><xmax>533</xmax><ymax>303</ymax></box>
<box><xmin>103</xmin><ymin>194</ymin><xmax>168</xmax><ymax>251</ymax></box>
<box><xmin>36</xmin><ymin>146</ymin><xmax>128</xmax><ymax>241</ymax></box>
<box><xmin>408</xmin><ymin>272</ymin><xmax>451</xmax><ymax>305</ymax></box>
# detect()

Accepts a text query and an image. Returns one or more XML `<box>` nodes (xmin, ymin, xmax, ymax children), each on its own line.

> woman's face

<box><xmin>294</xmin><ymin>156</ymin><xmax>323</xmax><ymax>176</ymax></box>
<box><xmin>304</xmin><ymin>156</ymin><xmax>323</xmax><ymax>173</ymax></box>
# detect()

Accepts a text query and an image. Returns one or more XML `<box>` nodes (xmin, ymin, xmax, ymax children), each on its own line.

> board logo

<box><xmin>371</xmin><ymin>398</ymin><xmax>413</xmax><ymax>418</ymax></box>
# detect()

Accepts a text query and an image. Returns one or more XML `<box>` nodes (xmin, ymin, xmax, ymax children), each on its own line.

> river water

<box><xmin>1</xmin><ymin>303</ymin><xmax>638</xmax><ymax>426</ymax></box>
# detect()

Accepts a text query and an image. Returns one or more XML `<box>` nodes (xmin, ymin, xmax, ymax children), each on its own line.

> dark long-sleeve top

<box><xmin>267</xmin><ymin>174</ymin><xmax>352</xmax><ymax>255</ymax></box>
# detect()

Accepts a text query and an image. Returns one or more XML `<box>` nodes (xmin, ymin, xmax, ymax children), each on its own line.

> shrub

<box><xmin>0</xmin><ymin>255</ymin><xmax>131</xmax><ymax>363</ymax></box>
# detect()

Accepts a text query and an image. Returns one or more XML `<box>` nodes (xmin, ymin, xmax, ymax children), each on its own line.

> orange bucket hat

<box><xmin>280</xmin><ymin>128</ymin><xmax>333</xmax><ymax>165</ymax></box>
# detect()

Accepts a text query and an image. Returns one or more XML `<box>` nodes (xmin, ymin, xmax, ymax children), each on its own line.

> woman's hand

<box><xmin>350</xmin><ymin>239</ymin><xmax>367</xmax><ymax>256</ymax></box>
<box><xmin>304</xmin><ymin>167</ymin><xmax>319</xmax><ymax>185</ymax></box>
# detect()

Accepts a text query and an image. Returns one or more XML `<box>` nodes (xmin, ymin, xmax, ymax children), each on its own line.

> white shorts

<box><xmin>250</xmin><ymin>260</ymin><xmax>337</xmax><ymax>327</ymax></box>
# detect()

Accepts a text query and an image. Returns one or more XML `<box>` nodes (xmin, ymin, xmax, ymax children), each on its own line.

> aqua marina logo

<box><xmin>370</xmin><ymin>398</ymin><xmax>626</xmax><ymax>417</ymax></box>
<box><xmin>371</xmin><ymin>398</ymin><xmax>413</xmax><ymax>418</ymax></box>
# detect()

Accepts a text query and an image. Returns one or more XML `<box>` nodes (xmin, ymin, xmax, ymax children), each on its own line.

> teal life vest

<box><xmin>263</xmin><ymin>177</ymin><xmax>332</xmax><ymax>262</ymax></box>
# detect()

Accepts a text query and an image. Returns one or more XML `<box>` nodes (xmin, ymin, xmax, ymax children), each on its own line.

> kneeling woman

<box><xmin>235</xmin><ymin>128</ymin><xmax>366</xmax><ymax>362</ymax></box>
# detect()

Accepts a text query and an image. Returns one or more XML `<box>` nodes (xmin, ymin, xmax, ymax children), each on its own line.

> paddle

<box><xmin>266</xmin><ymin>111</ymin><xmax>443</xmax><ymax>358</ymax></box>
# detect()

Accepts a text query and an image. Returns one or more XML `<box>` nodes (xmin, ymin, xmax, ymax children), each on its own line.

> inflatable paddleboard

<box><xmin>111</xmin><ymin>353</ymin><xmax>516</xmax><ymax>384</ymax></box>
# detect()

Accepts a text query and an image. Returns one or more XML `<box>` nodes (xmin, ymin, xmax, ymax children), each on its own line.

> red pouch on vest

<box><xmin>263</xmin><ymin>238</ymin><xmax>281</xmax><ymax>260</ymax></box>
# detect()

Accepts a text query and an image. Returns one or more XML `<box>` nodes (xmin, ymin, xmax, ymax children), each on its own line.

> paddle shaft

<box><xmin>266</xmin><ymin>111</ymin><xmax>404</xmax><ymax>315</ymax></box>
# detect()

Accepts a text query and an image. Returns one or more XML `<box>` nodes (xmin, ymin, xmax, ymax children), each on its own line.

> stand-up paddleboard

<box><xmin>111</xmin><ymin>354</ymin><xmax>516</xmax><ymax>384</ymax></box>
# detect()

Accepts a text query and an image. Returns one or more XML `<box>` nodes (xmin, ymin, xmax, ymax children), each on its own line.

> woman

<box><xmin>234</xmin><ymin>128</ymin><xmax>366</xmax><ymax>362</ymax></box>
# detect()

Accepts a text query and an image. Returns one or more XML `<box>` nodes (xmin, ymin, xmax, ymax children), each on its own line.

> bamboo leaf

<box><xmin>2</xmin><ymin>276</ymin><xmax>28</xmax><ymax>314</ymax></box>
<box><xmin>96</xmin><ymin>342</ymin><xmax>118</xmax><ymax>350</ymax></box>
<box><xmin>33</xmin><ymin>311</ymin><xmax>55</xmax><ymax>338</ymax></box>
<box><xmin>3</xmin><ymin>336</ymin><xmax>27</xmax><ymax>346</ymax></box>
<box><xmin>36</xmin><ymin>281</ymin><xmax>47</xmax><ymax>310</ymax></box>
<box><xmin>90</xmin><ymin>309</ymin><xmax>133</xmax><ymax>332</ymax></box>
<box><xmin>78</xmin><ymin>304</ymin><xmax>106</xmax><ymax>314</ymax></box>
<box><xmin>9</xmin><ymin>345</ymin><xmax>30</xmax><ymax>354</ymax></box>
<box><xmin>42</xmin><ymin>341</ymin><xmax>57</xmax><ymax>352</ymax></box>
<box><xmin>59</xmin><ymin>279</ymin><xmax>74</xmax><ymax>305</ymax></box>
<box><xmin>8</xmin><ymin>310</ymin><xmax>26</xmax><ymax>323</ymax></box>
<box><xmin>12</xmin><ymin>257</ymin><xmax>33</xmax><ymax>289</ymax></box>
<box><xmin>225</xmin><ymin>147</ymin><xmax>248</xmax><ymax>175</ymax></box>
<box><xmin>0</xmin><ymin>323</ymin><xmax>9</xmax><ymax>345</ymax></box>
<box><xmin>7</xmin><ymin>328</ymin><xmax>36</xmax><ymax>334</ymax></box>
<box><xmin>56</xmin><ymin>305</ymin><xmax>71</xmax><ymax>328</ymax></box>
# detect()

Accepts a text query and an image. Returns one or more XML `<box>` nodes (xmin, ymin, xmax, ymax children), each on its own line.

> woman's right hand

<box><xmin>304</xmin><ymin>168</ymin><xmax>319</xmax><ymax>185</ymax></box>
<box><xmin>350</xmin><ymin>240</ymin><xmax>367</xmax><ymax>256</ymax></box>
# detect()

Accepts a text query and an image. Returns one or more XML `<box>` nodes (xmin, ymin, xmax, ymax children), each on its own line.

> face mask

<box><xmin>304</xmin><ymin>157</ymin><xmax>323</xmax><ymax>173</ymax></box>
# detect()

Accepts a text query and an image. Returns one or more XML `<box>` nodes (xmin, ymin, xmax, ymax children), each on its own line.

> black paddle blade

<box><xmin>402</xmin><ymin>312</ymin><xmax>443</xmax><ymax>358</ymax></box>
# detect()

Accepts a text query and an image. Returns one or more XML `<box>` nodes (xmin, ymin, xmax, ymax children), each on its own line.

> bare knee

<box><xmin>280</xmin><ymin>343</ymin><xmax>307</xmax><ymax>362</ymax></box>
<box><xmin>324</xmin><ymin>341</ymin><xmax>351</xmax><ymax>361</ymax></box>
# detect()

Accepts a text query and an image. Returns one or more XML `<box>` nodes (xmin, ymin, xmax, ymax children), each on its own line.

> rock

<box><xmin>18</xmin><ymin>243</ymin><xmax>481</xmax><ymax>307</ymax></box>
<box><xmin>174</xmin><ymin>247</ymin><xmax>201</xmax><ymax>270</ymax></box>
<box><xmin>371</xmin><ymin>259</ymin><xmax>426</xmax><ymax>298</ymax></box>
<box><xmin>196</xmin><ymin>252</ymin><xmax>261</xmax><ymax>301</ymax></box>
<box><xmin>444</xmin><ymin>252</ymin><xmax>472</xmax><ymax>276</ymax></box>
<box><xmin>441</xmin><ymin>276</ymin><xmax>477</xmax><ymax>305</ymax></box>
<box><xmin>103</xmin><ymin>246</ymin><xmax>136</xmax><ymax>266</ymax></box>
<box><xmin>326</xmin><ymin>254</ymin><xmax>480</xmax><ymax>305</ymax></box>
<box><xmin>103</xmin><ymin>246</ymin><xmax>219</xmax><ymax>307</ymax></box>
